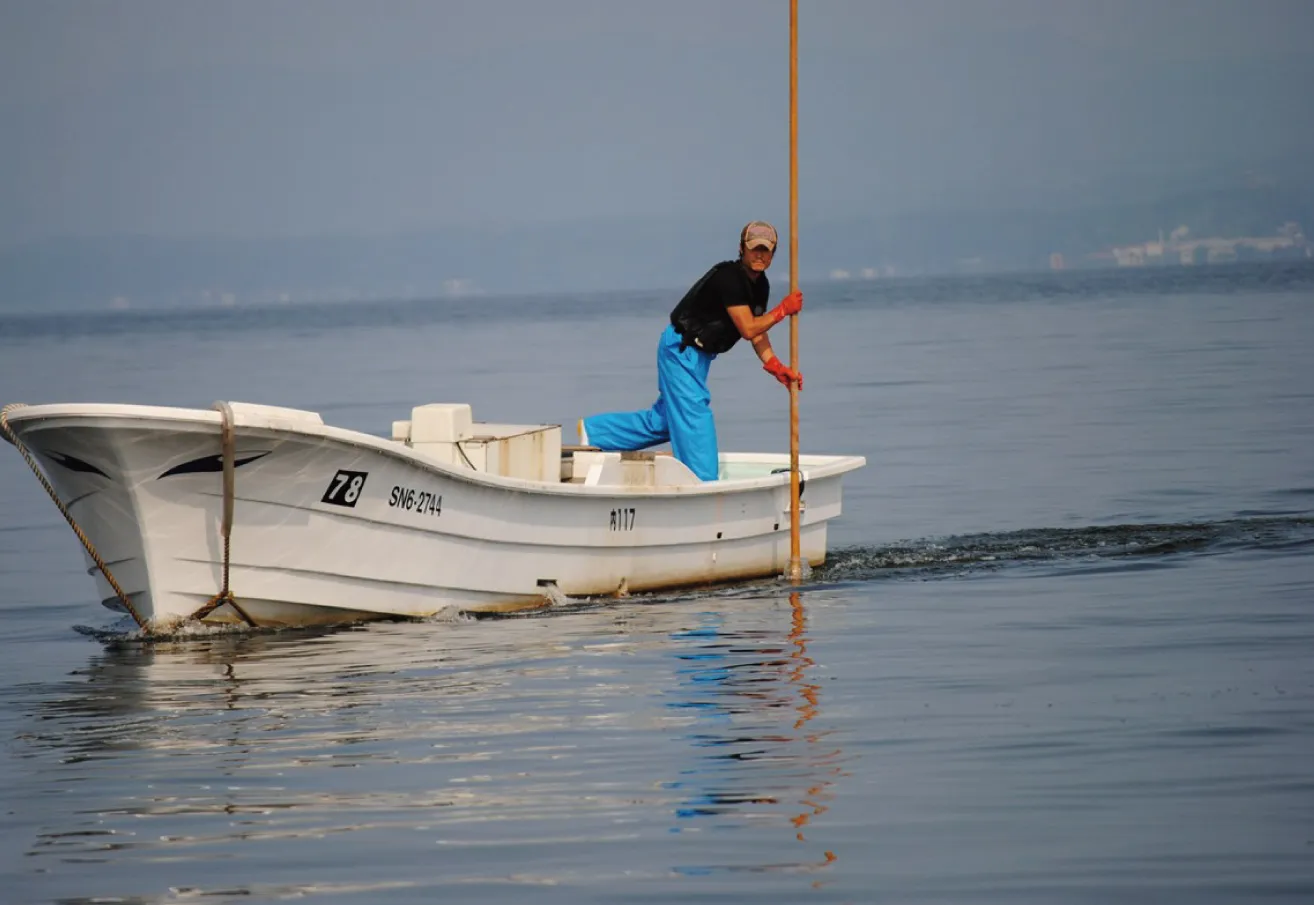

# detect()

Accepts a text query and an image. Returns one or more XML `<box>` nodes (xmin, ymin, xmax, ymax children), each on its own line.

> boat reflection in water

<box><xmin>16</xmin><ymin>593</ymin><xmax>846</xmax><ymax>896</ymax></box>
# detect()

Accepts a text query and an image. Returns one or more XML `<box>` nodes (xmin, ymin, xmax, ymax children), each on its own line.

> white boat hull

<box><xmin>3</xmin><ymin>402</ymin><xmax>865</xmax><ymax>630</ymax></box>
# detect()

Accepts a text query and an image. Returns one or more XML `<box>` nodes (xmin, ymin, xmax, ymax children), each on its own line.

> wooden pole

<box><xmin>787</xmin><ymin>0</ymin><xmax>802</xmax><ymax>582</ymax></box>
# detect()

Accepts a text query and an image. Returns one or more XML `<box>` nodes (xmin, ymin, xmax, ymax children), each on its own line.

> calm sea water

<box><xmin>1</xmin><ymin>264</ymin><xmax>1312</xmax><ymax>904</ymax></box>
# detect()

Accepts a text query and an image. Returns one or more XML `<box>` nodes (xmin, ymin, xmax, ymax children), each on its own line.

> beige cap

<box><xmin>741</xmin><ymin>220</ymin><xmax>778</xmax><ymax>252</ymax></box>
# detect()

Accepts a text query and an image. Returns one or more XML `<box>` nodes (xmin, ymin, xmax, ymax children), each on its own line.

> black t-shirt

<box><xmin>668</xmin><ymin>260</ymin><xmax>770</xmax><ymax>354</ymax></box>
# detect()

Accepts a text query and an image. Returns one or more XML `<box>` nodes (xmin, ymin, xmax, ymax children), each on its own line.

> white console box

<box><xmin>460</xmin><ymin>423</ymin><xmax>562</xmax><ymax>483</ymax></box>
<box><xmin>408</xmin><ymin>402</ymin><xmax>472</xmax><ymax>444</ymax></box>
<box><xmin>395</xmin><ymin>403</ymin><xmax>561</xmax><ymax>483</ymax></box>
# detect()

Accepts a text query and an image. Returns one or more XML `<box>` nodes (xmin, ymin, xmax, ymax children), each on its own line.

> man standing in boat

<box><xmin>579</xmin><ymin>220</ymin><xmax>803</xmax><ymax>481</ymax></box>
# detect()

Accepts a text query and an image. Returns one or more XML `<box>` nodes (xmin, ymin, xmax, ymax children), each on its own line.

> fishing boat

<box><xmin>5</xmin><ymin>3</ymin><xmax>837</xmax><ymax>635</ymax></box>
<box><xmin>2</xmin><ymin>400</ymin><xmax>864</xmax><ymax>632</ymax></box>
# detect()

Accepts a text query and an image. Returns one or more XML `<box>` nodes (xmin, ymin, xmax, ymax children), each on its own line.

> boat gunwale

<box><xmin>5</xmin><ymin>402</ymin><xmax>867</xmax><ymax>498</ymax></box>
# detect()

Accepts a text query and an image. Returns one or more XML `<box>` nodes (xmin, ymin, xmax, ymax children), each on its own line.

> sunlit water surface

<box><xmin>1</xmin><ymin>265</ymin><xmax>1312</xmax><ymax>903</ymax></box>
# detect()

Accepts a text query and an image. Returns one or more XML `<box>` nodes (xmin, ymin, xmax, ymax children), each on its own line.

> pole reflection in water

<box><xmin>787</xmin><ymin>591</ymin><xmax>839</xmax><ymax>861</ymax></box>
<box><xmin>664</xmin><ymin>590</ymin><xmax>844</xmax><ymax>877</ymax></box>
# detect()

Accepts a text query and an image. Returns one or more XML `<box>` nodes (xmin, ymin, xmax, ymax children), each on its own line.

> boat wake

<box><xmin>420</xmin><ymin>603</ymin><xmax>477</xmax><ymax>623</ymax></box>
<box><xmin>66</xmin><ymin>515</ymin><xmax>1311</xmax><ymax>639</ymax></box>
<box><xmin>72</xmin><ymin>617</ymin><xmax>256</xmax><ymax>644</ymax></box>
<box><xmin>815</xmin><ymin>514</ymin><xmax>1314</xmax><ymax>585</ymax></box>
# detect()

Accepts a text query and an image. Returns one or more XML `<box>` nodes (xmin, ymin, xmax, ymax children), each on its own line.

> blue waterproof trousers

<box><xmin>582</xmin><ymin>324</ymin><xmax>719</xmax><ymax>481</ymax></box>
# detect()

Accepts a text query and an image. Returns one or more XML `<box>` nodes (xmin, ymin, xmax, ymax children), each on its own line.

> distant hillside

<box><xmin>2</xmin><ymin>185</ymin><xmax>1311</xmax><ymax>312</ymax></box>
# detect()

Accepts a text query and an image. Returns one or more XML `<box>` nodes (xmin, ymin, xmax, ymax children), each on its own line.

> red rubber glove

<box><xmin>769</xmin><ymin>290</ymin><xmax>804</xmax><ymax>324</ymax></box>
<box><xmin>763</xmin><ymin>356</ymin><xmax>803</xmax><ymax>390</ymax></box>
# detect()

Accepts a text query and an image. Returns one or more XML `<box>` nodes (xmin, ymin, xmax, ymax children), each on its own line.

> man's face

<box><xmin>743</xmin><ymin>244</ymin><xmax>775</xmax><ymax>273</ymax></box>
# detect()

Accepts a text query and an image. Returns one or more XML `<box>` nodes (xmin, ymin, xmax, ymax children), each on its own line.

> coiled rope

<box><xmin>0</xmin><ymin>402</ymin><xmax>149</xmax><ymax>630</ymax></box>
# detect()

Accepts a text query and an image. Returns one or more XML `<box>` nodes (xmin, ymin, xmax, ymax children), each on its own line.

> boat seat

<box><xmin>564</xmin><ymin>450</ymin><xmax>700</xmax><ymax>487</ymax></box>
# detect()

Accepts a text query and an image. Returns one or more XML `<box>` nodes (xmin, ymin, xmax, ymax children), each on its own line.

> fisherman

<box><xmin>579</xmin><ymin>220</ymin><xmax>803</xmax><ymax>481</ymax></box>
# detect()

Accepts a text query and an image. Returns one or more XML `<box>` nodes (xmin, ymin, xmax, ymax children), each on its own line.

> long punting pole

<box><xmin>787</xmin><ymin>0</ymin><xmax>802</xmax><ymax>582</ymax></box>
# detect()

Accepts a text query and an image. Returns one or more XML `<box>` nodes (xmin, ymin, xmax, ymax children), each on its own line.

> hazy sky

<box><xmin>2</xmin><ymin>0</ymin><xmax>1312</xmax><ymax>242</ymax></box>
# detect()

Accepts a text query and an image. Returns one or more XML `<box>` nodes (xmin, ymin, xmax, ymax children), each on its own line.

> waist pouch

<box><xmin>671</xmin><ymin>315</ymin><xmax>734</xmax><ymax>354</ymax></box>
